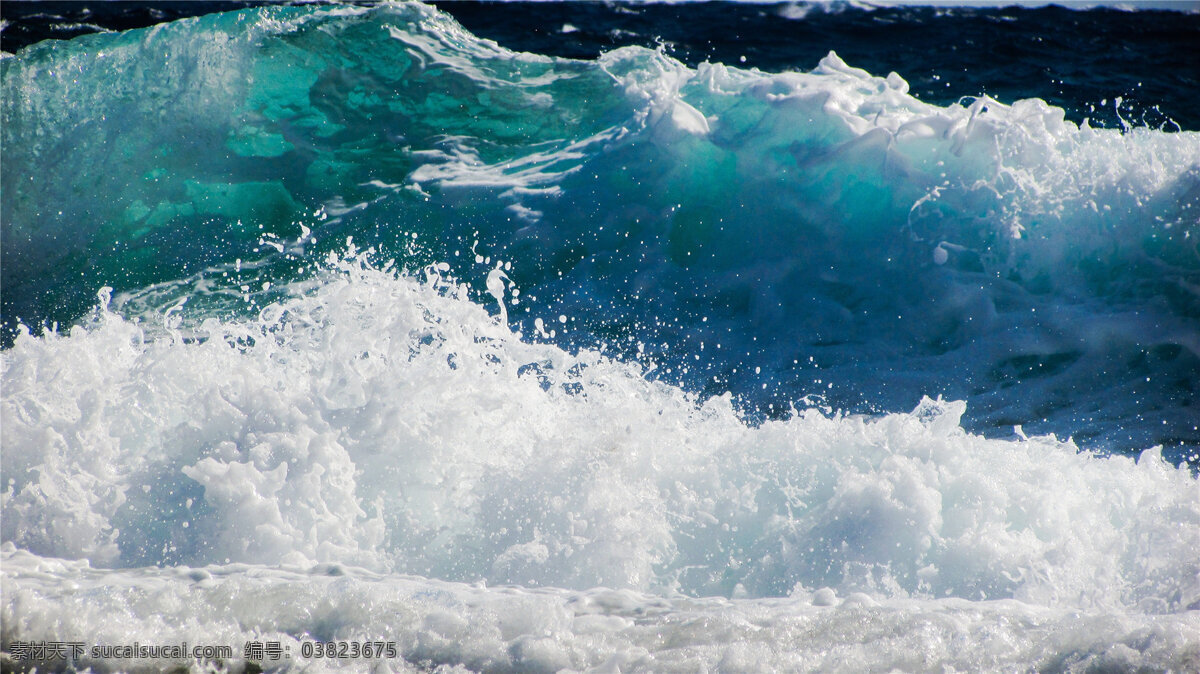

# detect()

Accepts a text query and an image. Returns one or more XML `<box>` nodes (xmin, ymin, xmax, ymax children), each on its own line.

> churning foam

<box><xmin>2</xmin><ymin>254</ymin><xmax>1199</xmax><ymax>671</ymax></box>
<box><xmin>4</xmin><ymin>543</ymin><xmax>1199</xmax><ymax>672</ymax></box>
<box><xmin>3</xmin><ymin>253</ymin><xmax>1197</xmax><ymax>602</ymax></box>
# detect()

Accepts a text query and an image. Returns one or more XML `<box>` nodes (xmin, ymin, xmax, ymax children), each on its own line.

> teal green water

<box><xmin>2</xmin><ymin>4</ymin><xmax>625</xmax><ymax>329</ymax></box>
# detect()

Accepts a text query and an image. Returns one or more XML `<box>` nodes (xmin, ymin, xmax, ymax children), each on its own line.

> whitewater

<box><xmin>2</xmin><ymin>1</ymin><xmax>1199</xmax><ymax>672</ymax></box>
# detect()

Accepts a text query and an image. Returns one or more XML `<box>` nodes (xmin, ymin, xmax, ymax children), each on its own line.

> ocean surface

<box><xmin>2</xmin><ymin>1</ymin><xmax>1199</xmax><ymax>672</ymax></box>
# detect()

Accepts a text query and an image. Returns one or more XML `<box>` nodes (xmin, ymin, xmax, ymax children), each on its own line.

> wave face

<box><xmin>2</xmin><ymin>2</ymin><xmax>1200</xmax><ymax>671</ymax></box>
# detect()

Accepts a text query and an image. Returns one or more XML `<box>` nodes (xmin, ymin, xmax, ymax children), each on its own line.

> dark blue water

<box><xmin>5</xmin><ymin>2</ymin><xmax>1198</xmax><ymax>130</ymax></box>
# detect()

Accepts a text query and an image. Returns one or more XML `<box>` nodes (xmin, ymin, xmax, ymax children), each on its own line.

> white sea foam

<box><xmin>3</xmin><ymin>256</ymin><xmax>1197</xmax><ymax>641</ymax></box>
<box><xmin>4</xmin><ymin>543</ymin><xmax>1199</xmax><ymax>673</ymax></box>
<box><xmin>3</xmin><ymin>269</ymin><xmax>1200</xmax><ymax>670</ymax></box>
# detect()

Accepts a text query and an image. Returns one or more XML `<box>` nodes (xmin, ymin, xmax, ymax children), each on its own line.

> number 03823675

<box><xmin>300</xmin><ymin>641</ymin><xmax>398</xmax><ymax>659</ymax></box>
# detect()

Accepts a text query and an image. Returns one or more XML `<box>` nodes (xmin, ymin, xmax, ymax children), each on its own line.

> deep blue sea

<box><xmin>2</xmin><ymin>2</ymin><xmax>1199</xmax><ymax>672</ymax></box>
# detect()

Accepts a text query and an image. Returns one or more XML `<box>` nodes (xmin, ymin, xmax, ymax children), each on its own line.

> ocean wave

<box><xmin>3</xmin><ymin>4</ymin><xmax>1200</xmax><ymax>667</ymax></box>
<box><xmin>5</xmin><ymin>1</ymin><xmax>1198</xmax><ymax>455</ymax></box>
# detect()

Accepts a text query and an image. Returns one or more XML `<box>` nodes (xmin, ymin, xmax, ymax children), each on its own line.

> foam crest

<box><xmin>3</xmin><ymin>255</ymin><xmax>1197</xmax><ymax>614</ymax></box>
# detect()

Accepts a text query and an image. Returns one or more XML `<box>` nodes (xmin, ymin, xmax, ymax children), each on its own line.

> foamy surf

<box><xmin>3</xmin><ymin>256</ymin><xmax>1198</xmax><ymax>670</ymax></box>
<box><xmin>3</xmin><ymin>545</ymin><xmax>1198</xmax><ymax>673</ymax></box>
